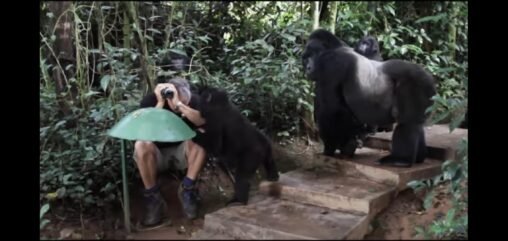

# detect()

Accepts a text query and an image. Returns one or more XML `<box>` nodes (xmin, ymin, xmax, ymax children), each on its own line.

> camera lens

<box><xmin>161</xmin><ymin>88</ymin><xmax>174</xmax><ymax>99</ymax></box>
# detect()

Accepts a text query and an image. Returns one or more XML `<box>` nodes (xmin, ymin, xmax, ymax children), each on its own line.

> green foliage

<box><xmin>408</xmin><ymin>138</ymin><xmax>468</xmax><ymax>239</ymax></box>
<box><xmin>426</xmin><ymin>94</ymin><xmax>467</xmax><ymax>131</ymax></box>
<box><xmin>224</xmin><ymin>22</ymin><xmax>312</xmax><ymax>135</ymax></box>
<box><xmin>40</xmin><ymin>35</ymin><xmax>143</xmax><ymax>210</ymax></box>
<box><xmin>40</xmin><ymin>83</ymin><xmax>141</xmax><ymax>209</ymax></box>
<box><xmin>407</xmin><ymin>42</ymin><xmax>467</xmax><ymax>238</ymax></box>
<box><xmin>40</xmin><ymin>203</ymin><xmax>50</xmax><ymax>230</ymax></box>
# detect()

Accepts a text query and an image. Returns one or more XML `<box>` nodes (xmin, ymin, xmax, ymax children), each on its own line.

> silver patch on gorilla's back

<box><xmin>346</xmin><ymin>48</ymin><xmax>391</xmax><ymax>96</ymax></box>
<box><xmin>342</xmin><ymin>48</ymin><xmax>394</xmax><ymax>122</ymax></box>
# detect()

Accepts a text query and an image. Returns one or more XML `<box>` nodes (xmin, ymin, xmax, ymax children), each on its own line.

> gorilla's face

<box><xmin>302</xmin><ymin>39</ymin><xmax>326</xmax><ymax>80</ymax></box>
<box><xmin>355</xmin><ymin>37</ymin><xmax>379</xmax><ymax>57</ymax></box>
<box><xmin>198</xmin><ymin>87</ymin><xmax>230</xmax><ymax>117</ymax></box>
<box><xmin>171</xmin><ymin>58</ymin><xmax>187</xmax><ymax>71</ymax></box>
<box><xmin>303</xmin><ymin>30</ymin><xmax>349</xmax><ymax>81</ymax></box>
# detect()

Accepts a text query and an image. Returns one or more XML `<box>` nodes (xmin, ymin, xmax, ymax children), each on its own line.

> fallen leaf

<box><xmin>45</xmin><ymin>192</ymin><xmax>58</xmax><ymax>200</ymax></box>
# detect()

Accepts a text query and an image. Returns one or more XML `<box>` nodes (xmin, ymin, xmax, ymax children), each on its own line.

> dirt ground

<box><xmin>40</xmin><ymin>161</ymin><xmax>236</xmax><ymax>240</ymax></box>
<box><xmin>40</xmin><ymin>138</ymin><xmax>457</xmax><ymax>240</ymax></box>
<box><xmin>365</xmin><ymin>184</ymin><xmax>455</xmax><ymax>239</ymax></box>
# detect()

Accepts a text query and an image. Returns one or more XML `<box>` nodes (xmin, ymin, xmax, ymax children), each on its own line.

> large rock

<box><xmin>364</xmin><ymin>124</ymin><xmax>468</xmax><ymax>161</ymax></box>
<box><xmin>198</xmin><ymin>197</ymin><xmax>369</xmax><ymax>240</ymax></box>
<box><xmin>259</xmin><ymin>169</ymin><xmax>396</xmax><ymax>215</ymax></box>
<box><xmin>303</xmin><ymin>148</ymin><xmax>443</xmax><ymax>191</ymax></box>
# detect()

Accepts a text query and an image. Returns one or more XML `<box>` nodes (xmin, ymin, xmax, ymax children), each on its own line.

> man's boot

<box><xmin>177</xmin><ymin>182</ymin><xmax>199</xmax><ymax>219</ymax></box>
<box><xmin>142</xmin><ymin>185</ymin><xmax>168</xmax><ymax>227</ymax></box>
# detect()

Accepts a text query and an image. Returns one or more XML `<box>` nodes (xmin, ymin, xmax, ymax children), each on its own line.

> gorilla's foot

<box><xmin>377</xmin><ymin>125</ymin><xmax>394</xmax><ymax>132</ymax></box>
<box><xmin>375</xmin><ymin>155</ymin><xmax>413</xmax><ymax>168</ymax></box>
<box><xmin>266</xmin><ymin>174</ymin><xmax>279</xmax><ymax>182</ymax></box>
<box><xmin>339</xmin><ymin>139</ymin><xmax>359</xmax><ymax>158</ymax></box>
<box><xmin>415</xmin><ymin>156</ymin><xmax>425</xmax><ymax>164</ymax></box>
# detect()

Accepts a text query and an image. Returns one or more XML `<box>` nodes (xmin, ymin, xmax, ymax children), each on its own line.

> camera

<box><xmin>161</xmin><ymin>88</ymin><xmax>174</xmax><ymax>99</ymax></box>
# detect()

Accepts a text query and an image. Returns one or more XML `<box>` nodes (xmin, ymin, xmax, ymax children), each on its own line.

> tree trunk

<box><xmin>47</xmin><ymin>1</ymin><xmax>75</xmax><ymax>116</ymax></box>
<box><xmin>368</xmin><ymin>2</ymin><xmax>377</xmax><ymax>12</ymax></box>
<box><xmin>330</xmin><ymin>1</ymin><xmax>338</xmax><ymax>34</ymax></box>
<box><xmin>126</xmin><ymin>2</ymin><xmax>154</xmax><ymax>92</ymax></box>
<box><xmin>306</xmin><ymin>2</ymin><xmax>322</xmax><ymax>139</ymax></box>
<box><xmin>319</xmin><ymin>1</ymin><xmax>329</xmax><ymax>22</ymax></box>
<box><xmin>164</xmin><ymin>2</ymin><xmax>175</xmax><ymax>49</ymax></box>
<box><xmin>301</xmin><ymin>1</ymin><xmax>304</xmax><ymax>20</ymax></box>
<box><xmin>448</xmin><ymin>2</ymin><xmax>459</xmax><ymax>61</ymax></box>
<box><xmin>367</xmin><ymin>2</ymin><xmax>378</xmax><ymax>29</ymax></box>
<box><xmin>122</xmin><ymin>10</ymin><xmax>131</xmax><ymax>65</ymax></box>
<box><xmin>313</xmin><ymin>1</ymin><xmax>320</xmax><ymax>30</ymax></box>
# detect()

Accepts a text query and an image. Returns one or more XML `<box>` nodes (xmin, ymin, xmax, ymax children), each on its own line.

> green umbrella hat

<box><xmin>108</xmin><ymin>107</ymin><xmax>196</xmax><ymax>142</ymax></box>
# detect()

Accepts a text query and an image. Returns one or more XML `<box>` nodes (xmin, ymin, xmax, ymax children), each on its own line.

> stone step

<box><xmin>258</xmin><ymin>169</ymin><xmax>396</xmax><ymax>215</ymax></box>
<box><xmin>200</xmin><ymin>196</ymin><xmax>369</xmax><ymax>240</ymax></box>
<box><xmin>190</xmin><ymin>230</ymin><xmax>235</xmax><ymax>240</ymax></box>
<box><xmin>304</xmin><ymin>147</ymin><xmax>443</xmax><ymax>191</ymax></box>
<box><xmin>364</xmin><ymin>124</ymin><xmax>468</xmax><ymax>161</ymax></box>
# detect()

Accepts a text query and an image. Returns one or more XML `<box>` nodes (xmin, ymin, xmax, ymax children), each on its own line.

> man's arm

<box><xmin>158</xmin><ymin>83</ymin><xmax>206</xmax><ymax>127</ymax></box>
<box><xmin>144</xmin><ymin>83</ymin><xmax>205</xmax><ymax>127</ymax></box>
<box><xmin>177</xmin><ymin>103</ymin><xmax>206</xmax><ymax>127</ymax></box>
<box><xmin>140</xmin><ymin>84</ymin><xmax>176</xmax><ymax>109</ymax></box>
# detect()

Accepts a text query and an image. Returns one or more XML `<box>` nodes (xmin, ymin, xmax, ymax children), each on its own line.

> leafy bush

<box><xmin>408</xmin><ymin>138</ymin><xmax>468</xmax><ymax>239</ymax></box>
<box><xmin>223</xmin><ymin>22</ymin><xmax>313</xmax><ymax>136</ymax></box>
<box><xmin>40</xmin><ymin>86</ymin><xmax>141</xmax><ymax>210</ymax></box>
<box><xmin>40</xmin><ymin>37</ymin><xmax>143</xmax><ymax>210</ymax></box>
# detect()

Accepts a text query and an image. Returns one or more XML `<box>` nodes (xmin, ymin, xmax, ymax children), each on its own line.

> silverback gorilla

<box><xmin>303</xmin><ymin>29</ymin><xmax>436</xmax><ymax>167</ymax></box>
<box><xmin>193</xmin><ymin>87</ymin><xmax>279</xmax><ymax>205</ymax></box>
<box><xmin>311</xmin><ymin>35</ymin><xmax>391</xmax><ymax>159</ymax></box>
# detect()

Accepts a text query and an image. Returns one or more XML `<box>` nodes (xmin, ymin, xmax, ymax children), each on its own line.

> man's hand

<box><xmin>178</xmin><ymin>103</ymin><xmax>206</xmax><ymax>127</ymax></box>
<box><xmin>154</xmin><ymin>83</ymin><xmax>180</xmax><ymax>110</ymax></box>
<box><xmin>153</xmin><ymin>82</ymin><xmax>205</xmax><ymax>127</ymax></box>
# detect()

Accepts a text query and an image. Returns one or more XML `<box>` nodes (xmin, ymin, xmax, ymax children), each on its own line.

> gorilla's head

<box><xmin>157</xmin><ymin>52</ymin><xmax>190</xmax><ymax>72</ymax></box>
<box><xmin>354</xmin><ymin>36</ymin><xmax>381</xmax><ymax>61</ymax></box>
<box><xmin>198</xmin><ymin>87</ymin><xmax>231</xmax><ymax>117</ymax></box>
<box><xmin>302</xmin><ymin>29</ymin><xmax>346</xmax><ymax>80</ymax></box>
